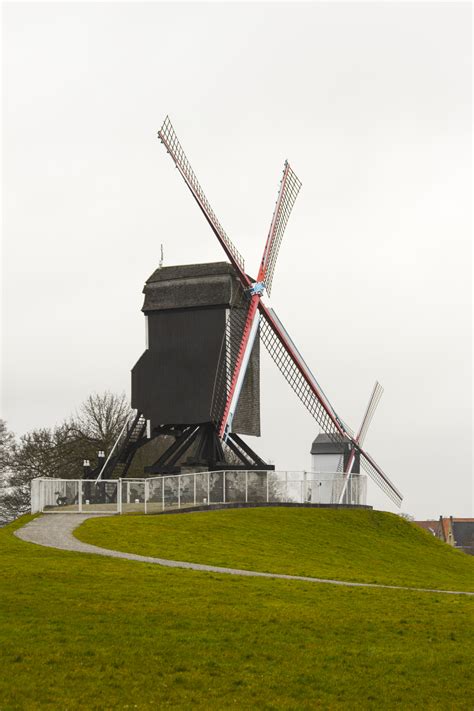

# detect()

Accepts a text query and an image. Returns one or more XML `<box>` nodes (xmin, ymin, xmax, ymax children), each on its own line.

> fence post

<box><xmin>126</xmin><ymin>481</ymin><xmax>131</xmax><ymax>504</ymax></box>
<box><xmin>144</xmin><ymin>479</ymin><xmax>148</xmax><ymax>515</ymax></box>
<box><xmin>194</xmin><ymin>474</ymin><xmax>197</xmax><ymax>506</ymax></box>
<box><xmin>178</xmin><ymin>475</ymin><xmax>181</xmax><ymax>509</ymax></box>
<box><xmin>223</xmin><ymin>471</ymin><xmax>226</xmax><ymax>504</ymax></box>
<box><xmin>118</xmin><ymin>479</ymin><xmax>122</xmax><ymax>514</ymax></box>
<box><xmin>245</xmin><ymin>471</ymin><xmax>248</xmax><ymax>503</ymax></box>
<box><xmin>162</xmin><ymin>477</ymin><xmax>165</xmax><ymax>511</ymax></box>
<box><xmin>266</xmin><ymin>471</ymin><xmax>269</xmax><ymax>502</ymax></box>
<box><xmin>207</xmin><ymin>471</ymin><xmax>210</xmax><ymax>505</ymax></box>
<box><xmin>78</xmin><ymin>480</ymin><xmax>82</xmax><ymax>514</ymax></box>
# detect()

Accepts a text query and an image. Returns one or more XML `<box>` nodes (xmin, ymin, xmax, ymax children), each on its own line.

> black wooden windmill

<box><xmin>97</xmin><ymin>117</ymin><xmax>403</xmax><ymax>508</ymax></box>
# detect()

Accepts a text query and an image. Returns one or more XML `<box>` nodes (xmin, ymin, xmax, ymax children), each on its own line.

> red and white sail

<box><xmin>338</xmin><ymin>381</ymin><xmax>383</xmax><ymax>503</ymax></box>
<box><xmin>218</xmin><ymin>159</ymin><xmax>301</xmax><ymax>439</ymax></box>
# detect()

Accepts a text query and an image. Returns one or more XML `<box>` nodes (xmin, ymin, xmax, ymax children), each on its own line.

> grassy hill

<box><xmin>1</xmin><ymin>513</ymin><xmax>473</xmax><ymax>710</ymax></box>
<box><xmin>76</xmin><ymin>508</ymin><xmax>474</xmax><ymax>591</ymax></box>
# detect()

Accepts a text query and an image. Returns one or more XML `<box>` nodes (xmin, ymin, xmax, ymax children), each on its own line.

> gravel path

<box><xmin>15</xmin><ymin>514</ymin><xmax>474</xmax><ymax>596</ymax></box>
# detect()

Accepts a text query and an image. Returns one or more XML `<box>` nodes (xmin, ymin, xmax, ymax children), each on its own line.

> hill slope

<box><xmin>76</xmin><ymin>508</ymin><xmax>474</xmax><ymax>591</ymax></box>
<box><xmin>1</xmin><ymin>515</ymin><xmax>474</xmax><ymax>710</ymax></box>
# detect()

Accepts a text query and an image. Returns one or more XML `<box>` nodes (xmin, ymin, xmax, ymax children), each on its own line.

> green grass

<box><xmin>1</xmin><ymin>516</ymin><xmax>473</xmax><ymax>710</ymax></box>
<box><xmin>76</xmin><ymin>508</ymin><xmax>474</xmax><ymax>592</ymax></box>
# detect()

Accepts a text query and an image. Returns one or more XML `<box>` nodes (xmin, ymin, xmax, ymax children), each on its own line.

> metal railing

<box><xmin>30</xmin><ymin>470</ymin><xmax>367</xmax><ymax>515</ymax></box>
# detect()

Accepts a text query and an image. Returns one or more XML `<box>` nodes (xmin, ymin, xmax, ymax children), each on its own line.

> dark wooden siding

<box><xmin>132</xmin><ymin>308</ymin><xmax>225</xmax><ymax>425</ymax></box>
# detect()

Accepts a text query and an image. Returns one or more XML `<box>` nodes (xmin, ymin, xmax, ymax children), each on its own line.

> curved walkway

<box><xmin>15</xmin><ymin>514</ymin><xmax>474</xmax><ymax>596</ymax></box>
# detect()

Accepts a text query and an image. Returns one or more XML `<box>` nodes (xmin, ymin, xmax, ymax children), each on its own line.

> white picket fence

<box><xmin>31</xmin><ymin>470</ymin><xmax>367</xmax><ymax>515</ymax></box>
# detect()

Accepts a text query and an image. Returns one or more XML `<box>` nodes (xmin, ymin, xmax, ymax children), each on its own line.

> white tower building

<box><xmin>310</xmin><ymin>434</ymin><xmax>367</xmax><ymax>505</ymax></box>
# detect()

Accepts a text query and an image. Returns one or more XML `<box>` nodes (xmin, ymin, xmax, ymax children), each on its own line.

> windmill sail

<box><xmin>259</xmin><ymin>303</ymin><xmax>347</xmax><ymax>441</ymax></box>
<box><xmin>338</xmin><ymin>381</ymin><xmax>384</xmax><ymax>503</ymax></box>
<box><xmin>357</xmin><ymin>381</ymin><xmax>384</xmax><ymax>448</ymax></box>
<box><xmin>158</xmin><ymin>116</ymin><xmax>248</xmax><ymax>281</ymax></box>
<box><xmin>359</xmin><ymin>449</ymin><xmax>402</xmax><ymax>507</ymax></box>
<box><xmin>260</xmin><ymin>303</ymin><xmax>402</xmax><ymax>507</ymax></box>
<box><xmin>218</xmin><ymin>298</ymin><xmax>260</xmax><ymax>439</ymax></box>
<box><xmin>258</xmin><ymin>161</ymin><xmax>302</xmax><ymax>295</ymax></box>
<box><xmin>212</xmin><ymin>160</ymin><xmax>302</xmax><ymax>438</ymax></box>
<box><xmin>211</xmin><ymin>297</ymin><xmax>254</xmax><ymax>432</ymax></box>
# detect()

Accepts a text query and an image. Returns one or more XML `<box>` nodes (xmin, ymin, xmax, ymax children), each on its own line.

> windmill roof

<box><xmin>310</xmin><ymin>433</ymin><xmax>352</xmax><ymax>455</ymax></box>
<box><xmin>146</xmin><ymin>262</ymin><xmax>235</xmax><ymax>284</ymax></box>
<box><xmin>142</xmin><ymin>262</ymin><xmax>244</xmax><ymax>312</ymax></box>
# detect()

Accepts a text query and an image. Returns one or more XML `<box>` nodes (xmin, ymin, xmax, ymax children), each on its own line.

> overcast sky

<box><xmin>2</xmin><ymin>2</ymin><xmax>472</xmax><ymax>518</ymax></box>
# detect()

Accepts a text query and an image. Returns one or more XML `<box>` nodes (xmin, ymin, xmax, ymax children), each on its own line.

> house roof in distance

<box><xmin>413</xmin><ymin>520</ymin><xmax>439</xmax><ymax>536</ymax></box>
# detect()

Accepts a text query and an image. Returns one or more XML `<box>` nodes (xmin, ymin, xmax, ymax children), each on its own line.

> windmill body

<box><xmin>132</xmin><ymin>262</ymin><xmax>260</xmax><ymax>435</ymax></box>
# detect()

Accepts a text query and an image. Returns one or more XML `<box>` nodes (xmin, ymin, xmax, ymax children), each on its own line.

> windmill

<box><xmin>97</xmin><ymin>117</ymin><xmax>402</xmax><ymax>509</ymax></box>
<box><xmin>311</xmin><ymin>381</ymin><xmax>384</xmax><ymax>504</ymax></box>
<box><xmin>152</xmin><ymin>117</ymin><xmax>403</xmax><ymax>507</ymax></box>
<box><xmin>337</xmin><ymin>381</ymin><xmax>385</xmax><ymax>503</ymax></box>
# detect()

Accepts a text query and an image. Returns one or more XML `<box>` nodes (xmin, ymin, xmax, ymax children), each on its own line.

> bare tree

<box><xmin>0</xmin><ymin>422</ymin><xmax>81</xmax><ymax>522</ymax></box>
<box><xmin>0</xmin><ymin>420</ymin><xmax>14</xmax><ymax>472</ymax></box>
<box><xmin>0</xmin><ymin>420</ymin><xmax>16</xmax><ymax>524</ymax></box>
<box><xmin>0</xmin><ymin>393</ymin><xmax>132</xmax><ymax>521</ymax></box>
<box><xmin>71</xmin><ymin>391</ymin><xmax>131</xmax><ymax>453</ymax></box>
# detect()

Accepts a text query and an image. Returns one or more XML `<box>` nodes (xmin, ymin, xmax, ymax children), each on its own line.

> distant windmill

<box><xmin>311</xmin><ymin>381</ymin><xmax>384</xmax><ymax>504</ymax></box>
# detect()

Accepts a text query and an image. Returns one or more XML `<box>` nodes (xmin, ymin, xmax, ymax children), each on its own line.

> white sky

<box><xmin>2</xmin><ymin>2</ymin><xmax>472</xmax><ymax>518</ymax></box>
